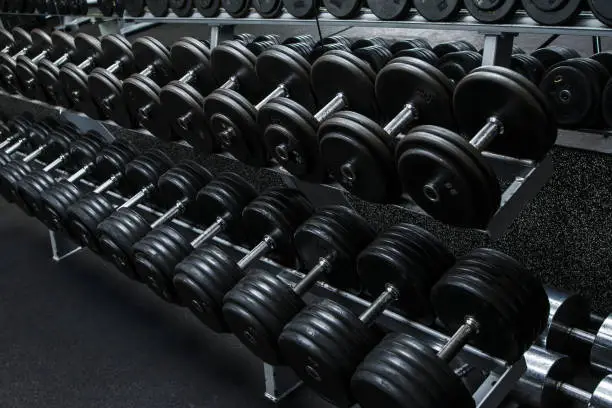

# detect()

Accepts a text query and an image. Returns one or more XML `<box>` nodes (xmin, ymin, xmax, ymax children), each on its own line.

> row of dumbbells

<box><xmin>0</xmin><ymin>28</ymin><xmax>560</xmax><ymax>229</ymax></box>
<box><xmin>7</xmin><ymin>0</ymin><xmax>612</xmax><ymax>29</ymax></box>
<box><xmin>0</xmin><ymin>114</ymin><xmax>610</xmax><ymax>408</ymax></box>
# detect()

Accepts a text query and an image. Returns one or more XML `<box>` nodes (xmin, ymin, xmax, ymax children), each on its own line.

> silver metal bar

<box><xmin>66</xmin><ymin>162</ymin><xmax>94</xmax><ymax>182</ymax></box>
<box><xmin>49</xmin><ymin>230</ymin><xmax>82</xmax><ymax>261</ymax></box>
<box><xmin>53</xmin><ymin>53</ymin><xmax>70</xmax><ymax>67</ymax></box>
<box><xmin>106</xmin><ymin>60</ymin><xmax>121</xmax><ymax>74</ymax></box>
<box><xmin>471</xmin><ymin>118</ymin><xmax>503</xmax><ymax>150</ymax></box>
<box><xmin>92</xmin><ymin>172</ymin><xmax>121</xmax><ymax>194</ymax></box>
<box><xmin>31</xmin><ymin>50</ymin><xmax>49</xmax><ymax>64</ymax></box>
<box><xmin>43</xmin><ymin>153</ymin><xmax>69</xmax><ymax>172</ymax></box>
<box><xmin>383</xmin><ymin>103</ymin><xmax>417</xmax><ymax>137</ymax></box>
<box><xmin>0</xmin><ymin>134</ymin><xmax>19</xmax><ymax>150</ymax></box>
<box><xmin>209</xmin><ymin>25</ymin><xmax>235</xmax><ymax>48</ymax></box>
<box><xmin>438</xmin><ymin>317</ymin><xmax>480</xmax><ymax>362</ymax></box>
<box><xmin>77</xmin><ymin>56</ymin><xmax>95</xmax><ymax>70</ymax></box>
<box><xmin>22</xmin><ymin>144</ymin><xmax>47</xmax><ymax>162</ymax></box>
<box><xmin>237</xmin><ymin>235</ymin><xmax>274</xmax><ymax>270</ymax></box>
<box><xmin>255</xmin><ymin>85</ymin><xmax>288</xmax><ymax>111</ymax></box>
<box><xmin>5</xmin><ymin>138</ymin><xmax>26</xmax><ymax>154</ymax></box>
<box><xmin>189</xmin><ymin>216</ymin><xmax>227</xmax><ymax>248</ymax></box>
<box><xmin>219</xmin><ymin>76</ymin><xmax>237</xmax><ymax>91</ymax></box>
<box><xmin>359</xmin><ymin>284</ymin><xmax>399</xmax><ymax>325</ymax></box>
<box><xmin>314</xmin><ymin>93</ymin><xmax>346</xmax><ymax>124</ymax></box>
<box><xmin>556</xmin><ymin>381</ymin><xmax>591</xmax><ymax>403</ymax></box>
<box><xmin>263</xmin><ymin>364</ymin><xmax>302</xmax><ymax>403</ymax></box>
<box><xmin>117</xmin><ymin>184</ymin><xmax>153</xmax><ymax>210</ymax></box>
<box><xmin>593</xmin><ymin>36</ymin><xmax>603</xmax><ymax>54</ymax></box>
<box><xmin>292</xmin><ymin>256</ymin><xmax>331</xmax><ymax>296</ymax></box>
<box><xmin>150</xmin><ymin>198</ymin><xmax>188</xmax><ymax>229</ymax></box>
<box><xmin>140</xmin><ymin>65</ymin><xmax>154</xmax><ymax>77</ymax></box>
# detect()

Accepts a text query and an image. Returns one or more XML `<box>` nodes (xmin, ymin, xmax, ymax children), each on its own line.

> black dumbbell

<box><xmin>512</xmin><ymin>347</ymin><xmax>612</xmax><ymax>408</ymax></box>
<box><xmin>590</xmin><ymin>0</ymin><xmax>612</xmax><ymax>27</ymax></box>
<box><xmin>144</xmin><ymin>37</ymin><xmax>213</xmax><ymax>144</ymax></box>
<box><xmin>389</xmin><ymin>38</ymin><xmax>432</xmax><ymax>54</ymax></box>
<box><xmin>397</xmin><ymin>66</ymin><xmax>557</xmax><ymax>228</ymax></box>
<box><xmin>540</xmin><ymin>58</ymin><xmax>610</xmax><ymax>128</ymax></box>
<box><xmin>0</xmin><ymin>119</ymin><xmax>55</xmax><ymax>167</ymax></box>
<box><xmin>309</xmin><ymin>36</ymin><xmax>353</xmax><ymax>62</ymax></box>
<box><xmin>436</xmin><ymin>51</ymin><xmax>482</xmax><ymax>84</ymax></box>
<box><xmin>37</xmin><ymin>33</ymin><xmax>102</xmax><ymax>106</ymax></box>
<box><xmin>0</xmin><ymin>29</ymin><xmax>16</xmax><ymax>55</ymax></box>
<box><xmin>63</xmin><ymin>149</ymin><xmax>173</xmax><ymax>252</ymax></box>
<box><xmin>278</xmin><ymin>223</ymin><xmax>455</xmax><ymax>407</ymax></box>
<box><xmin>394</xmin><ymin>47</ymin><xmax>440</xmax><ymax>65</ymax></box>
<box><xmin>171</xmin><ymin>187</ymin><xmax>313</xmax><ymax>331</ymax></box>
<box><xmin>222</xmin><ymin>206</ymin><xmax>375</xmax><ymax>365</ymax></box>
<box><xmin>122</xmin><ymin>37</ymin><xmax>174</xmax><ymax>129</ymax></box>
<box><xmin>0</xmin><ymin>124</ymin><xmax>79</xmax><ymax>202</ymax></box>
<box><xmin>414</xmin><ymin>0</ymin><xmax>461</xmax><ymax>22</ymax></box>
<box><xmin>87</xmin><ymin>35</ymin><xmax>138</xmax><ymax>124</ymax></box>
<box><xmin>169</xmin><ymin>0</ymin><xmax>195</xmax><ymax>16</ymax></box>
<box><xmin>97</xmin><ymin>0</ymin><xmax>124</xmax><ymax>16</ymax></box>
<box><xmin>318</xmin><ymin>57</ymin><xmax>455</xmax><ymax>203</ymax></box>
<box><xmin>432</xmin><ymin>40</ymin><xmax>477</xmax><ymax>58</ymax></box>
<box><xmin>37</xmin><ymin>140</ymin><xmax>137</xmax><ymax>231</ymax></box>
<box><xmin>130</xmin><ymin>173</ymin><xmax>257</xmax><ymax>300</ymax></box>
<box><xmin>538</xmin><ymin>287</ymin><xmax>611</xmax><ymax>374</ymax></box>
<box><xmin>59</xmin><ymin>34</ymin><xmax>127</xmax><ymax>118</ymax></box>
<box><xmin>203</xmin><ymin>43</ymin><xmax>315</xmax><ymax>167</ymax></box>
<box><xmin>15</xmin><ymin>31</ymin><xmax>76</xmax><ymax>100</ymax></box>
<box><xmin>96</xmin><ymin>161</ymin><xmax>212</xmax><ymax>278</ymax></box>
<box><xmin>252</xmin><ymin>0</ymin><xmax>283</xmax><ymax>17</ymax></box>
<box><xmin>531</xmin><ymin>46</ymin><xmax>581</xmax><ymax>70</ymax></box>
<box><xmin>0</xmin><ymin>29</ymin><xmax>52</xmax><ymax>94</ymax></box>
<box><xmin>322</xmin><ymin>0</ymin><xmax>361</xmax><ymax>18</ymax></box>
<box><xmin>369</xmin><ymin>0</ymin><xmax>412</xmax><ymax>20</ymax></box>
<box><xmin>258</xmin><ymin>47</ymin><xmax>383</xmax><ymax>182</ymax></box>
<box><xmin>195</xmin><ymin>0</ymin><xmax>220</xmax><ymax>16</ymax></box>
<box><xmin>124</xmin><ymin>0</ymin><xmax>147</xmax><ymax>16</ymax></box>
<box><xmin>521</xmin><ymin>0</ymin><xmax>583</xmax><ymax>25</ymax></box>
<box><xmin>14</xmin><ymin>131</ymin><xmax>107</xmax><ymax>218</ymax></box>
<box><xmin>0</xmin><ymin>115</ymin><xmax>35</xmax><ymax>152</ymax></box>
<box><xmin>464</xmin><ymin>0</ymin><xmax>518</xmax><ymax>22</ymax></box>
<box><xmin>220</xmin><ymin>0</ymin><xmax>250</xmax><ymax>17</ymax></box>
<box><xmin>350</xmin><ymin>248</ymin><xmax>550</xmax><ymax>408</ymax></box>
<box><xmin>159</xmin><ymin>38</ymin><xmax>263</xmax><ymax>154</ymax></box>
<box><xmin>282</xmin><ymin>0</ymin><xmax>319</xmax><ymax>18</ymax></box>
<box><xmin>592</xmin><ymin>52</ymin><xmax>612</xmax><ymax>76</ymax></box>
<box><xmin>510</xmin><ymin>53</ymin><xmax>546</xmax><ymax>84</ymax></box>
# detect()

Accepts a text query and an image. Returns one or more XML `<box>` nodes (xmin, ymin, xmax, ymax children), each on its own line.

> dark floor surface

<box><xmin>0</xmin><ymin>200</ymin><xmax>334</xmax><ymax>408</ymax></box>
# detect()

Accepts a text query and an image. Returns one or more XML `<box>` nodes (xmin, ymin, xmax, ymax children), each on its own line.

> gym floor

<box><xmin>0</xmin><ymin>23</ymin><xmax>609</xmax><ymax>408</ymax></box>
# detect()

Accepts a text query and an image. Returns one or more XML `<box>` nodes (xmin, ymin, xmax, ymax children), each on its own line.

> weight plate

<box><xmin>464</xmin><ymin>0</ymin><xmax>518</xmax><ymax>22</ymax></box>
<box><xmin>510</xmin><ymin>53</ymin><xmax>545</xmax><ymax>84</ymax></box>
<box><xmin>123</xmin><ymin>74</ymin><xmax>165</xmax><ymax>132</ymax></box>
<box><xmin>521</xmin><ymin>0</ymin><xmax>582</xmax><ymax>25</ymax></box>
<box><xmin>12</xmin><ymin>28</ymin><xmax>32</xmax><ymax>48</ymax></box>
<box><xmin>369</xmin><ymin>0</ymin><xmax>412</xmax><ymax>20</ymax></box>
<box><xmin>74</xmin><ymin>33</ymin><xmax>102</xmax><ymax>61</ymax></box>
<box><xmin>195</xmin><ymin>0</ymin><xmax>220</xmax><ymax>15</ymax></box>
<box><xmin>59</xmin><ymin>63</ymin><xmax>90</xmax><ymax>108</ymax></box>
<box><xmin>414</xmin><ymin>0</ymin><xmax>460</xmax><ymax>21</ymax></box>
<box><xmin>432</xmin><ymin>40</ymin><xmax>476</xmax><ymax>57</ymax></box>
<box><xmin>211</xmin><ymin>41</ymin><xmax>259</xmax><ymax>101</ymax></box>
<box><xmin>221</xmin><ymin>0</ymin><xmax>250</xmax><ymax>17</ymax></box>
<box><xmin>170</xmin><ymin>39</ymin><xmax>214</xmax><ymax>93</ymax></box>
<box><xmin>322</xmin><ymin>0</ymin><xmax>361</xmax><ymax>18</ymax></box>
<box><xmin>591</xmin><ymin>52</ymin><xmax>612</xmax><ymax>75</ymax></box>
<box><xmin>283</xmin><ymin>0</ymin><xmax>317</xmax><ymax>17</ymax></box>
<box><xmin>437</xmin><ymin>51</ymin><xmax>483</xmax><ymax>84</ymax></box>
<box><xmin>125</xmin><ymin>0</ymin><xmax>146</xmax><ymax>15</ymax></box>
<box><xmin>531</xmin><ymin>46</ymin><xmax>579</xmax><ymax>70</ymax></box>
<box><xmin>259</xmin><ymin>97</ymin><xmax>323</xmax><ymax>181</ymax></box>
<box><xmin>253</xmin><ymin>0</ymin><xmax>283</xmax><ymax>16</ymax></box>
<box><xmin>88</xmin><ymin>67</ymin><xmax>126</xmax><ymax>122</ymax></box>
<box><xmin>37</xmin><ymin>62</ymin><xmax>63</xmax><ymax>104</ymax></box>
<box><xmin>133</xmin><ymin>37</ymin><xmax>171</xmax><ymax>79</ymax></box>
<box><xmin>161</xmin><ymin>81</ymin><xmax>215</xmax><ymax>153</ymax></box>
<box><xmin>590</xmin><ymin>0</ymin><xmax>612</xmax><ymax>26</ymax></box>
<box><xmin>0</xmin><ymin>29</ymin><xmax>13</xmax><ymax>51</ymax></box>
<box><xmin>70</xmin><ymin>0</ymin><xmax>88</xmax><ymax>14</ymax></box>
<box><xmin>169</xmin><ymin>0</ymin><xmax>194</xmax><ymax>15</ymax></box>
<box><xmin>203</xmin><ymin>89</ymin><xmax>265</xmax><ymax>166</ymax></box>
<box><xmin>100</xmin><ymin>34</ymin><xmax>133</xmax><ymax>71</ymax></box>
<box><xmin>97</xmin><ymin>0</ymin><xmax>116</xmax><ymax>15</ymax></box>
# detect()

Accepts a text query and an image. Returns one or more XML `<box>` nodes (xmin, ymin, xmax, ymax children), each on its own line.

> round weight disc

<box><xmin>170</xmin><ymin>39</ymin><xmax>214</xmax><ymax>93</ymax></box>
<box><xmin>97</xmin><ymin>0</ymin><xmax>115</xmax><ymax>15</ymax></box>
<box><xmin>369</xmin><ymin>0</ymin><xmax>412</xmax><ymax>20</ymax></box>
<box><xmin>590</xmin><ymin>0</ymin><xmax>612</xmax><ymax>26</ymax></box>
<box><xmin>455</xmin><ymin>66</ymin><xmax>554</xmax><ymax>160</ymax></box>
<box><xmin>0</xmin><ymin>29</ymin><xmax>13</xmax><ymax>50</ymax></box>
<box><xmin>414</xmin><ymin>0</ymin><xmax>460</xmax><ymax>21</ymax></box>
<box><xmin>133</xmin><ymin>37</ymin><xmax>171</xmax><ymax>79</ymax></box>
<box><xmin>211</xmin><ymin>41</ymin><xmax>259</xmax><ymax>100</ymax></box>
<box><xmin>100</xmin><ymin>34</ymin><xmax>133</xmax><ymax>70</ymax></box>
<box><xmin>322</xmin><ymin>0</ymin><xmax>361</xmax><ymax>18</ymax></box>
<box><xmin>253</xmin><ymin>0</ymin><xmax>283</xmax><ymax>17</ymax></box>
<box><xmin>169</xmin><ymin>0</ymin><xmax>194</xmax><ymax>15</ymax></box>
<box><xmin>195</xmin><ymin>0</ymin><xmax>220</xmax><ymax>16</ymax></box>
<box><xmin>465</xmin><ymin>0</ymin><xmax>518</xmax><ymax>22</ymax></box>
<box><xmin>521</xmin><ymin>0</ymin><xmax>582</xmax><ymax>25</ymax></box>
<box><xmin>123</xmin><ymin>74</ymin><xmax>165</xmax><ymax>132</ymax></box>
<box><xmin>161</xmin><ymin>81</ymin><xmax>215</xmax><ymax>153</ymax></box>
<box><xmin>283</xmin><ymin>0</ymin><xmax>317</xmax><ymax>17</ymax></box>
<box><xmin>221</xmin><ymin>0</ymin><xmax>250</xmax><ymax>16</ymax></box>
<box><xmin>59</xmin><ymin>63</ymin><xmax>89</xmax><ymax>108</ymax></box>
<box><xmin>125</xmin><ymin>0</ymin><xmax>145</xmax><ymax>15</ymax></box>
<box><xmin>89</xmin><ymin>68</ymin><xmax>129</xmax><ymax>123</ymax></box>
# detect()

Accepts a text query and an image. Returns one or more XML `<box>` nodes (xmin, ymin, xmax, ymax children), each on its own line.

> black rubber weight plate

<box><xmin>414</xmin><ymin>0</ymin><xmax>460</xmax><ymax>21</ymax></box>
<box><xmin>195</xmin><ymin>0</ymin><xmax>220</xmax><ymax>15</ymax></box>
<box><xmin>521</xmin><ymin>0</ymin><xmax>583</xmax><ymax>25</ymax></box>
<box><xmin>125</xmin><ymin>0</ymin><xmax>146</xmax><ymax>15</ymax></box>
<box><xmin>369</xmin><ymin>0</ymin><xmax>412</xmax><ymax>20</ymax></box>
<box><xmin>590</xmin><ymin>0</ymin><xmax>612</xmax><ymax>26</ymax></box>
<box><xmin>322</xmin><ymin>0</ymin><xmax>361</xmax><ymax>18</ymax></box>
<box><xmin>147</xmin><ymin>0</ymin><xmax>170</xmax><ymax>16</ymax></box>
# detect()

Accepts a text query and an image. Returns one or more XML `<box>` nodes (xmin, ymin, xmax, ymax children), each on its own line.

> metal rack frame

<box><xmin>1</xmin><ymin>8</ymin><xmax>611</xmax><ymax>407</ymax></box>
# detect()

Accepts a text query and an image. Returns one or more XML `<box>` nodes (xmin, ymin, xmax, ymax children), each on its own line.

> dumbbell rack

<box><xmin>0</xmin><ymin>6</ymin><xmax>611</xmax><ymax>408</ymax></box>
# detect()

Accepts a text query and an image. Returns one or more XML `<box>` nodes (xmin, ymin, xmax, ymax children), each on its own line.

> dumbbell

<box><xmin>322</xmin><ymin>0</ymin><xmax>361</xmax><ymax>18</ymax></box>
<box><xmin>6</xmin><ymin>0</ymin><xmax>37</xmax><ymax>12</ymax></box>
<box><xmin>222</xmin><ymin>206</ymin><xmax>375</xmax><ymax>365</ymax></box>
<box><xmin>318</xmin><ymin>57</ymin><xmax>455</xmax><ymax>203</ymax></box>
<box><xmin>203</xmin><ymin>43</ymin><xmax>316</xmax><ymax>167</ymax></box>
<box><xmin>122</xmin><ymin>37</ymin><xmax>174</xmax><ymax>129</ymax></box>
<box><xmin>63</xmin><ymin>149</ymin><xmax>174</xmax><ymax>252</ymax></box>
<box><xmin>308</xmin><ymin>36</ymin><xmax>353</xmax><ymax>62</ymax></box>
<box><xmin>540</xmin><ymin>58</ymin><xmax>610</xmax><ymax>128</ymax></box>
<box><xmin>432</xmin><ymin>40</ymin><xmax>477</xmax><ymax>58</ymax></box>
<box><xmin>590</xmin><ymin>0</ymin><xmax>612</xmax><ymax>27</ymax></box>
<box><xmin>0</xmin><ymin>115</ymin><xmax>35</xmax><ymax>153</ymax></box>
<box><xmin>531</xmin><ymin>46</ymin><xmax>581</xmax><ymax>70</ymax></box>
<box><xmin>252</xmin><ymin>0</ymin><xmax>283</xmax><ymax>17</ymax></box>
<box><xmin>140</xmin><ymin>37</ymin><xmax>213</xmax><ymax>144</ymax></box>
<box><xmin>60</xmin><ymin>34</ymin><xmax>128</xmax><ymax>118</ymax></box>
<box><xmin>130</xmin><ymin>173</ymin><xmax>257</xmax><ymax>301</ymax></box>
<box><xmin>0</xmin><ymin>119</ymin><xmax>56</xmax><ymax>167</ymax></box>
<box><xmin>464</xmin><ymin>0</ymin><xmax>518</xmax><ymax>22</ymax></box>
<box><xmin>368</xmin><ymin>0</ymin><xmax>411</xmax><ymax>20</ymax></box>
<box><xmin>37</xmin><ymin>140</ymin><xmax>137</xmax><ymax>231</ymax></box>
<box><xmin>14</xmin><ymin>31</ymin><xmax>76</xmax><ymax>99</ymax></box>
<box><xmin>87</xmin><ymin>35</ymin><xmax>138</xmax><ymax>124</ymax></box>
<box><xmin>510</xmin><ymin>53</ymin><xmax>546</xmax><ymax>84</ymax></box>
<box><xmin>349</xmin><ymin>248</ymin><xmax>550</xmax><ymax>408</ymax></box>
<box><xmin>436</xmin><ymin>51</ymin><xmax>482</xmax><ymax>84</ymax></box>
<box><xmin>414</xmin><ymin>0</ymin><xmax>461</xmax><ymax>22</ymax></box>
<box><xmin>258</xmin><ymin>47</ymin><xmax>383</xmax><ymax>182</ymax></box>
<box><xmin>195</xmin><ymin>0</ymin><xmax>221</xmax><ymax>16</ymax></box>
<box><xmin>171</xmin><ymin>187</ymin><xmax>313</xmax><ymax>331</ymax></box>
<box><xmin>397</xmin><ymin>66</ymin><xmax>557</xmax><ymax>228</ymax></box>
<box><xmin>0</xmin><ymin>29</ymin><xmax>52</xmax><ymax>94</ymax></box>
<box><xmin>14</xmin><ymin>131</ymin><xmax>107</xmax><ymax>217</ymax></box>
<box><xmin>282</xmin><ymin>0</ymin><xmax>319</xmax><ymax>18</ymax></box>
<box><xmin>96</xmin><ymin>161</ymin><xmax>212</xmax><ymax>278</ymax></box>
<box><xmin>538</xmin><ymin>287</ymin><xmax>611</xmax><ymax>374</ymax></box>
<box><xmin>513</xmin><ymin>346</ymin><xmax>612</xmax><ymax>408</ymax></box>
<box><xmin>0</xmin><ymin>29</ymin><xmax>16</xmax><ymax>55</ymax></box>
<box><xmin>277</xmin><ymin>223</ymin><xmax>456</xmax><ymax>407</ymax></box>
<box><xmin>159</xmin><ymin>37</ymin><xmax>263</xmax><ymax>153</ymax></box>
<box><xmin>521</xmin><ymin>0</ymin><xmax>583</xmax><ymax>25</ymax></box>
<box><xmin>97</xmin><ymin>0</ymin><xmax>125</xmax><ymax>16</ymax></box>
<box><xmin>0</xmin><ymin>124</ymin><xmax>78</xmax><ymax>202</ymax></box>
<box><xmin>36</xmin><ymin>33</ymin><xmax>102</xmax><ymax>106</ymax></box>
